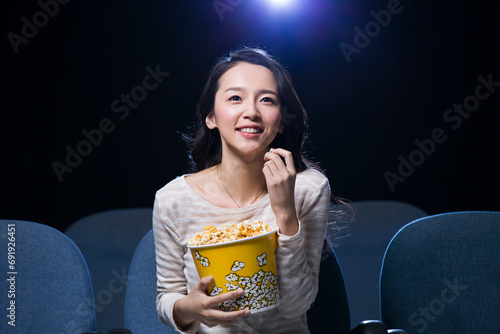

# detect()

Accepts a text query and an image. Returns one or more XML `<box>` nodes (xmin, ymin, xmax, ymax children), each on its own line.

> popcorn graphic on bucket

<box><xmin>187</xmin><ymin>220</ymin><xmax>278</xmax><ymax>313</ymax></box>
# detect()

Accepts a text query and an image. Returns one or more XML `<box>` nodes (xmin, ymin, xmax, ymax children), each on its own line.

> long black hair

<box><xmin>185</xmin><ymin>47</ymin><xmax>320</xmax><ymax>173</ymax></box>
<box><xmin>184</xmin><ymin>47</ymin><xmax>353</xmax><ymax>247</ymax></box>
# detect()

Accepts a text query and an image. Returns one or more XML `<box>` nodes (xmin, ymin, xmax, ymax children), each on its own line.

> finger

<box><xmin>266</xmin><ymin>153</ymin><xmax>287</xmax><ymax>172</ymax></box>
<box><xmin>264</xmin><ymin>156</ymin><xmax>294</xmax><ymax>183</ymax></box>
<box><xmin>216</xmin><ymin>308</ymin><xmax>251</xmax><ymax>320</ymax></box>
<box><xmin>263</xmin><ymin>160</ymin><xmax>279</xmax><ymax>181</ymax></box>
<box><xmin>263</xmin><ymin>160</ymin><xmax>292</xmax><ymax>188</ymax></box>
<box><xmin>204</xmin><ymin>299</ymin><xmax>251</xmax><ymax>326</ymax></box>
<box><xmin>264</xmin><ymin>152</ymin><xmax>288</xmax><ymax>176</ymax></box>
<box><xmin>262</xmin><ymin>162</ymin><xmax>275</xmax><ymax>181</ymax></box>
<box><xmin>204</xmin><ymin>315</ymin><xmax>240</xmax><ymax>327</ymax></box>
<box><xmin>207</xmin><ymin>308</ymin><xmax>251</xmax><ymax>326</ymax></box>
<box><xmin>197</xmin><ymin>276</ymin><xmax>214</xmax><ymax>292</ymax></box>
<box><xmin>210</xmin><ymin>288</ymin><xmax>245</xmax><ymax>306</ymax></box>
<box><xmin>269</xmin><ymin>148</ymin><xmax>296</xmax><ymax>172</ymax></box>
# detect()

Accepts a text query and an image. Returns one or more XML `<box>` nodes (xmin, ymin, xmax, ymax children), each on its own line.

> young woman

<box><xmin>153</xmin><ymin>47</ymin><xmax>331</xmax><ymax>333</ymax></box>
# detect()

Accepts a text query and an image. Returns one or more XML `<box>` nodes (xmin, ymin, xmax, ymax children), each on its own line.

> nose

<box><xmin>242</xmin><ymin>101</ymin><xmax>261</xmax><ymax>120</ymax></box>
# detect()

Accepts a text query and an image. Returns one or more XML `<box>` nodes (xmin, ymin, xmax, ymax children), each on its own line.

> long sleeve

<box><xmin>152</xmin><ymin>170</ymin><xmax>330</xmax><ymax>333</ymax></box>
<box><xmin>153</xmin><ymin>189</ymin><xmax>201</xmax><ymax>333</ymax></box>
<box><xmin>275</xmin><ymin>171</ymin><xmax>331</xmax><ymax>318</ymax></box>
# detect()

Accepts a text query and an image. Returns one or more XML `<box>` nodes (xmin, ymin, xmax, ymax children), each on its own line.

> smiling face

<box><xmin>206</xmin><ymin>62</ymin><xmax>283</xmax><ymax>160</ymax></box>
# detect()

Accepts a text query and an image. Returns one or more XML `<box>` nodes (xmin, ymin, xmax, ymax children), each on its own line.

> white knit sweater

<box><xmin>153</xmin><ymin>168</ymin><xmax>331</xmax><ymax>333</ymax></box>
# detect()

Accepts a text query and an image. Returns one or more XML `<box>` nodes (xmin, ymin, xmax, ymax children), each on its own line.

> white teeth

<box><xmin>238</xmin><ymin>128</ymin><xmax>261</xmax><ymax>134</ymax></box>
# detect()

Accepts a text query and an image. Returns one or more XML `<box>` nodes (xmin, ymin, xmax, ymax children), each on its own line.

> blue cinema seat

<box><xmin>124</xmin><ymin>229</ymin><xmax>351</xmax><ymax>334</ymax></box>
<box><xmin>123</xmin><ymin>229</ymin><xmax>176</xmax><ymax>334</ymax></box>
<box><xmin>333</xmin><ymin>200</ymin><xmax>427</xmax><ymax>327</ymax></box>
<box><xmin>65</xmin><ymin>208</ymin><xmax>153</xmax><ymax>333</ymax></box>
<box><xmin>0</xmin><ymin>220</ymin><xmax>97</xmax><ymax>333</ymax></box>
<box><xmin>380</xmin><ymin>211</ymin><xmax>500</xmax><ymax>333</ymax></box>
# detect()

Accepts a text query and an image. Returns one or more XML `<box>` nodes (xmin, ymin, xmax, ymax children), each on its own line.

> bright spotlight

<box><xmin>267</xmin><ymin>0</ymin><xmax>296</xmax><ymax>8</ymax></box>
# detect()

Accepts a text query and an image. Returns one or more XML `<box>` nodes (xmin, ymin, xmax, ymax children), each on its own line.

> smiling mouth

<box><xmin>237</xmin><ymin>127</ymin><xmax>263</xmax><ymax>134</ymax></box>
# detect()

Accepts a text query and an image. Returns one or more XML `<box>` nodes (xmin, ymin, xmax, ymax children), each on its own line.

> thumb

<box><xmin>198</xmin><ymin>276</ymin><xmax>214</xmax><ymax>290</ymax></box>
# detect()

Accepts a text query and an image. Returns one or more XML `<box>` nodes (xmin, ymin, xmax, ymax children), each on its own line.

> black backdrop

<box><xmin>2</xmin><ymin>0</ymin><xmax>499</xmax><ymax>232</ymax></box>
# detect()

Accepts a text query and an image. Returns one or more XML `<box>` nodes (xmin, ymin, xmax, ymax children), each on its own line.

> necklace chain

<box><xmin>217</xmin><ymin>166</ymin><xmax>265</xmax><ymax>208</ymax></box>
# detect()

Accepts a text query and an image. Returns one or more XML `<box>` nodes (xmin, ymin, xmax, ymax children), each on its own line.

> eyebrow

<box><xmin>224</xmin><ymin>87</ymin><xmax>278</xmax><ymax>96</ymax></box>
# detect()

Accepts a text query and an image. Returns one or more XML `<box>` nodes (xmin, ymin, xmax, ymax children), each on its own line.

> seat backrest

<box><xmin>0</xmin><ymin>220</ymin><xmax>97</xmax><ymax>333</ymax></box>
<box><xmin>65</xmin><ymin>208</ymin><xmax>153</xmax><ymax>332</ymax></box>
<box><xmin>124</xmin><ymin>229</ymin><xmax>176</xmax><ymax>333</ymax></box>
<box><xmin>380</xmin><ymin>211</ymin><xmax>500</xmax><ymax>334</ymax></box>
<box><xmin>333</xmin><ymin>200</ymin><xmax>427</xmax><ymax>327</ymax></box>
<box><xmin>307</xmin><ymin>244</ymin><xmax>351</xmax><ymax>334</ymax></box>
<box><xmin>124</xmin><ymin>230</ymin><xmax>350</xmax><ymax>334</ymax></box>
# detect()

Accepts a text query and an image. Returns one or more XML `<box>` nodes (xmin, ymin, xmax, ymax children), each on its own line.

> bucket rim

<box><xmin>187</xmin><ymin>229</ymin><xmax>277</xmax><ymax>249</ymax></box>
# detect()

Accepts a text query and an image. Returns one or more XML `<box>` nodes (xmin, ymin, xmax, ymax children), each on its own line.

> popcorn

<box><xmin>187</xmin><ymin>220</ymin><xmax>272</xmax><ymax>246</ymax></box>
<box><xmin>188</xmin><ymin>219</ymin><xmax>279</xmax><ymax>312</ymax></box>
<box><xmin>218</xmin><ymin>269</ymin><xmax>278</xmax><ymax>312</ymax></box>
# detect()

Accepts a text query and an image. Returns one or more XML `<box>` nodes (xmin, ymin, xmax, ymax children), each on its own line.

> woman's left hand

<box><xmin>262</xmin><ymin>148</ymin><xmax>298</xmax><ymax>236</ymax></box>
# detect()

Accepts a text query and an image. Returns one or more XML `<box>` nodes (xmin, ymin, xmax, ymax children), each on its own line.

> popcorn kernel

<box><xmin>188</xmin><ymin>220</ymin><xmax>272</xmax><ymax>246</ymax></box>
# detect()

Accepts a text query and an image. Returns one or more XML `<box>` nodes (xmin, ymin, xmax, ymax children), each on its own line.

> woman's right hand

<box><xmin>173</xmin><ymin>276</ymin><xmax>251</xmax><ymax>329</ymax></box>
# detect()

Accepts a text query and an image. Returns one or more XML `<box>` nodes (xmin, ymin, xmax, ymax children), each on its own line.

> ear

<box><xmin>278</xmin><ymin>122</ymin><xmax>285</xmax><ymax>134</ymax></box>
<box><xmin>205</xmin><ymin>111</ymin><xmax>217</xmax><ymax>129</ymax></box>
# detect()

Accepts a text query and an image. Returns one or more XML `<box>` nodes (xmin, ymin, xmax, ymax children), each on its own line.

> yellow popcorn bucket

<box><xmin>188</xmin><ymin>230</ymin><xmax>278</xmax><ymax>313</ymax></box>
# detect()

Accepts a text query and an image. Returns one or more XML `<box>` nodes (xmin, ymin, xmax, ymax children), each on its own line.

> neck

<box><xmin>217</xmin><ymin>155</ymin><xmax>267</xmax><ymax>207</ymax></box>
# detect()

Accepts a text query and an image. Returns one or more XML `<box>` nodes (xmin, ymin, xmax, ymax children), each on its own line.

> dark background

<box><xmin>2</xmin><ymin>0</ymin><xmax>499</xmax><ymax>232</ymax></box>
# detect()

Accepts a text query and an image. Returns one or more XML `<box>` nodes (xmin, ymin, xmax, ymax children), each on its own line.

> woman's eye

<box><xmin>261</xmin><ymin>97</ymin><xmax>275</xmax><ymax>104</ymax></box>
<box><xmin>229</xmin><ymin>95</ymin><xmax>241</xmax><ymax>101</ymax></box>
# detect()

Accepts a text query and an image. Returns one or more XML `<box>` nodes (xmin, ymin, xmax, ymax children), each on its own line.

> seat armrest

<box><xmin>348</xmin><ymin>320</ymin><xmax>388</xmax><ymax>334</ymax></box>
<box><xmin>107</xmin><ymin>329</ymin><xmax>132</xmax><ymax>334</ymax></box>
